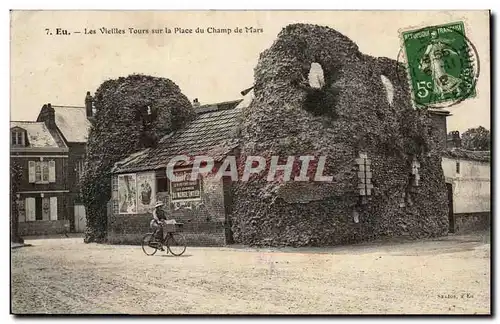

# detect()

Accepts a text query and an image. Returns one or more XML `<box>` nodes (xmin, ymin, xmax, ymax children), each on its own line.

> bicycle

<box><xmin>141</xmin><ymin>222</ymin><xmax>187</xmax><ymax>256</ymax></box>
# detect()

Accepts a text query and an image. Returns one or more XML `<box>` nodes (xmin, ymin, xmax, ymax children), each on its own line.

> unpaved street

<box><xmin>11</xmin><ymin>233</ymin><xmax>490</xmax><ymax>315</ymax></box>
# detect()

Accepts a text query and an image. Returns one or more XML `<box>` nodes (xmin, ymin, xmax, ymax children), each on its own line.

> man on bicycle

<box><xmin>151</xmin><ymin>201</ymin><xmax>167</xmax><ymax>250</ymax></box>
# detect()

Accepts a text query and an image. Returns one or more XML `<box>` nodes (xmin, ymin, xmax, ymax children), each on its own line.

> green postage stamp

<box><xmin>401</xmin><ymin>21</ymin><xmax>479</xmax><ymax>108</ymax></box>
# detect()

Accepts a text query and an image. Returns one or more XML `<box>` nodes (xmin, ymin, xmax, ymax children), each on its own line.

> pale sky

<box><xmin>10</xmin><ymin>10</ymin><xmax>490</xmax><ymax>132</ymax></box>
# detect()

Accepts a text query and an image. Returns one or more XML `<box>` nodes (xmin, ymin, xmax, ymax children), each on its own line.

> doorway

<box><xmin>446</xmin><ymin>183</ymin><xmax>454</xmax><ymax>233</ymax></box>
<box><xmin>74</xmin><ymin>204</ymin><xmax>87</xmax><ymax>233</ymax></box>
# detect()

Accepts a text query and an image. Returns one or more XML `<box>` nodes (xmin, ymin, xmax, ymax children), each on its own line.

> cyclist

<box><xmin>151</xmin><ymin>201</ymin><xmax>167</xmax><ymax>250</ymax></box>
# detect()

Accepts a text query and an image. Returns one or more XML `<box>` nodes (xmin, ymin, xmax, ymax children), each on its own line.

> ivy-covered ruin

<box><xmin>81</xmin><ymin>74</ymin><xmax>195</xmax><ymax>243</ymax></box>
<box><xmin>231</xmin><ymin>24</ymin><xmax>449</xmax><ymax>246</ymax></box>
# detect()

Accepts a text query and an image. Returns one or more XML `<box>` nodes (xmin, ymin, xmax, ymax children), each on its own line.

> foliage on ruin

<box><xmin>81</xmin><ymin>74</ymin><xmax>195</xmax><ymax>243</ymax></box>
<box><xmin>232</xmin><ymin>24</ymin><xmax>448</xmax><ymax>247</ymax></box>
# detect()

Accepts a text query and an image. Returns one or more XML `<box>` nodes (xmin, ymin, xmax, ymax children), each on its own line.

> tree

<box><xmin>11</xmin><ymin>161</ymin><xmax>23</xmax><ymax>243</ymax></box>
<box><xmin>81</xmin><ymin>74</ymin><xmax>195</xmax><ymax>243</ymax></box>
<box><xmin>461</xmin><ymin>126</ymin><xmax>490</xmax><ymax>151</ymax></box>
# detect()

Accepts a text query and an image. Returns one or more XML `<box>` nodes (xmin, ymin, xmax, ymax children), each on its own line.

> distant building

<box><xmin>11</xmin><ymin>93</ymin><xmax>92</xmax><ymax>236</ymax></box>
<box><xmin>442</xmin><ymin>148</ymin><xmax>490</xmax><ymax>233</ymax></box>
<box><xmin>37</xmin><ymin>99</ymin><xmax>92</xmax><ymax>233</ymax></box>
<box><xmin>429</xmin><ymin>110</ymin><xmax>491</xmax><ymax>233</ymax></box>
<box><xmin>10</xmin><ymin>118</ymin><xmax>71</xmax><ymax>235</ymax></box>
<box><xmin>447</xmin><ymin>131</ymin><xmax>462</xmax><ymax>149</ymax></box>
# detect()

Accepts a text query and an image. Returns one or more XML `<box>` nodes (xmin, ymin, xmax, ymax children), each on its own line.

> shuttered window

<box><xmin>29</xmin><ymin>161</ymin><xmax>56</xmax><ymax>184</ymax></box>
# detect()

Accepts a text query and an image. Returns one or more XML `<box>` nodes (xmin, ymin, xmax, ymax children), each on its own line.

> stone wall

<box><xmin>19</xmin><ymin>220</ymin><xmax>70</xmax><ymax>236</ymax></box>
<box><xmin>454</xmin><ymin>212</ymin><xmax>490</xmax><ymax>233</ymax></box>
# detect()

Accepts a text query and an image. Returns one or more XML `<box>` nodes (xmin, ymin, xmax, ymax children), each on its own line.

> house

<box><xmin>11</xmin><ymin>93</ymin><xmax>92</xmax><ymax>236</ymax></box>
<box><xmin>36</xmin><ymin>97</ymin><xmax>92</xmax><ymax>233</ymax></box>
<box><xmin>10</xmin><ymin>120</ymin><xmax>71</xmax><ymax>235</ymax></box>
<box><xmin>442</xmin><ymin>148</ymin><xmax>490</xmax><ymax>233</ymax></box>
<box><xmin>428</xmin><ymin>110</ymin><xmax>491</xmax><ymax>233</ymax></box>
<box><xmin>107</xmin><ymin>98</ymin><xmax>244</xmax><ymax>245</ymax></box>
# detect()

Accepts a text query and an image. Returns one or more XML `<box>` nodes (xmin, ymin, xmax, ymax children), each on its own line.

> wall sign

<box><xmin>170</xmin><ymin>170</ymin><xmax>202</xmax><ymax>201</ymax></box>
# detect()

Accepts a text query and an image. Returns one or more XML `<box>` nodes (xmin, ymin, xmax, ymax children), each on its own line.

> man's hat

<box><xmin>154</xmin><ymin>201</ymin><xmax>164</xmax><ymax>208</ymax></box>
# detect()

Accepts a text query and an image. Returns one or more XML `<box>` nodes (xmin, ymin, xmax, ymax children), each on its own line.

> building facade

<box><xmin>442</xmin><ymin>149</ymin><xmax>491</xmax><ymax>233</ymax></box>
<box><xmin>10</xmin><ymin>121</ymin><xmax>71</xmax><ymax>235</ymax></box>
<box><xmin>11</xmin><ymin>94</ymin><xmax>92</xmax><ymax>236</ymax></box>
<box><xmin>107</xmin><ymin>99</ymin><xmax>243</xmax><ymax>245</ymax></box>
<box><xmin>36</xmin><ymin>100</ymin><xmax>91</xmax><ymax>232</ymax></box>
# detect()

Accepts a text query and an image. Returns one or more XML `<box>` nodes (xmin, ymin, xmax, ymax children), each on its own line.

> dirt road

<box><xmin>11</xmin><ymin>233</ymin><xmax>490</xmax><ymax>314</ymax></box>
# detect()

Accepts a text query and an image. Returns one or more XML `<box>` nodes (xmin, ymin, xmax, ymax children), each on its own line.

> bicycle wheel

<box><xmin>166</xmin><ymin>233</ymin><xmax>187</xmax><ymax>256</ymax></box>
<box><xmin>141</xmin><ymin>233</ymin><xmax>159</xmax><ymax>256</ymax></box>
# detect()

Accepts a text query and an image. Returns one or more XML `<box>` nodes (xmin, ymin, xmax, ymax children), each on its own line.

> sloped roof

<box><xmin>112</xmin><ymin>106</ymin><xmax>243</xmax><ymax>174</ymax></box>
<box><xmin>195</xmin><ymin>99</ymin><xmax>243</xmax><ymax>114</ymax></box>
<box><xmin>53</xmin><ymin>106</ymin><xmax>91</xmax><ymax>143</ymax></box>
<box><xmin>10</xmin><ymin>121</ymin><xmax>60</xmax><ymax>148</ymax></box>
<box><xmin>442</xmin><ymin>148</ymin><xmax>490</xmax><ymax>163</ymax></box>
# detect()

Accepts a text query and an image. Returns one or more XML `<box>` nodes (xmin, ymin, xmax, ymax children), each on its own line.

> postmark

<box><xmin>398</xmin><ymin>21</ymin><xmax>480</xmax><ymax>109</ymax></box>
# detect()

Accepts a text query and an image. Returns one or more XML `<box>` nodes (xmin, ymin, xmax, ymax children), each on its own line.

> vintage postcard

<box><xmin>10</xmin><ymin>10</ymin><xmax>491</xmax><ymax>315</ymax></box>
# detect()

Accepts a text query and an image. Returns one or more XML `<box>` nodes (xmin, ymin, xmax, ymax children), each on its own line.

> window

<box><xmin>24</xmin><ymin>196</ymin><xmax>57</xmax><ymax>222</ymax></box>
<box><xmin>11</xmin><ymin>130</ymin><xmax>25</xmax><ymax>146</ymax></box>
<box><xmin>456</xmin><ymin>161</ymin><xmax>460</xmax><ymax>174</ymax></box>
<box><xmin>29</xmin><ymin>160</ymin><xmax>56</xmax><ymax>184</ymax></box>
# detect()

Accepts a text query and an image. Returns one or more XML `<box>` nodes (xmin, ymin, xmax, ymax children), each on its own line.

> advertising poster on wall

<box><xmin>118</xmin><ymin>174</ymin><xmax>137</xmax><ymax>214</ymax></box>
<box><xmin>137</xmin><ymin>172</ymin><xmax>156</xmax><ymax>213</ymax></box>
<box><xmin>170</xmin><ymin>170</ymin><xmax>202</xmax><ymax>201</ymax></box>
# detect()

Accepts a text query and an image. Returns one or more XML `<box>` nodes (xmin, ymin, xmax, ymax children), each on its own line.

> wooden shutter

<box><xmin>28</xmin><ymin>161</ymin><xmax>36</xmax><ymax>183</ymax></box>
<box><xmin>25</xmin><ymin>197</ymin><xmax>36</xmax><ymax>221</ymax></box>
<box><xmin>50</xmin><ymin>197</ymin><xmax>58</xmax><ymax>220</ymax></box>
<box><xmin>49</xmin><ymin>161</ymin><xmax>56</xmax><ymax>182</ymax></box>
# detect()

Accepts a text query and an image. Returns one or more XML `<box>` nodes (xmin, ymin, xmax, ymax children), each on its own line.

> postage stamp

<box><xmin>400</xmin><ymin>21</ymin><xmax>479</xmax><ymax>109</ymax></box>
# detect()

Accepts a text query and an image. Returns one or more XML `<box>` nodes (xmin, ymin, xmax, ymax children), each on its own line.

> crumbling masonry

<box><xmin>231</xmin><ymin>24</ymin><xmax>449</xmax><ymax>246</ymax></box>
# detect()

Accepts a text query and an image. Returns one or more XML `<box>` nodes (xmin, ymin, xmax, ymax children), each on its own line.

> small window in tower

<box><xmin>456</xmin><ymin>161</ymin><xmax>460</xmax><ymax>174</ymax></box>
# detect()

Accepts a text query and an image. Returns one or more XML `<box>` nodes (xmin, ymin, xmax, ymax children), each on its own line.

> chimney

<box><xmin>447</xmin><ymin>131</ymin><xmax>462</xmax><ymax>148</ymax></box>
<box><xmin>427</xmin><ymin>109</ymin><xmax>451</xmax><ymax>151</ymax></box>
<box><xmin>193</xmin><ymin>98</ymin><xmax>200</xmax><ymax>108</ymax></box>
<box><xmin>85</xmin><ymin>91</ymin><xmax>94</xmax><ymax>118</ymax></box>
<box><xmin>37</xmin><ymin>103</ymin><xmax>56</xmax><ymax>129</ymax></box>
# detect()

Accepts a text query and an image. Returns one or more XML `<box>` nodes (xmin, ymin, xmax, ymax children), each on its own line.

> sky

<box><xmin>10</xmin><ymin>10</ymin><xmax>490</xmax><ymax>132</ymax></box>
